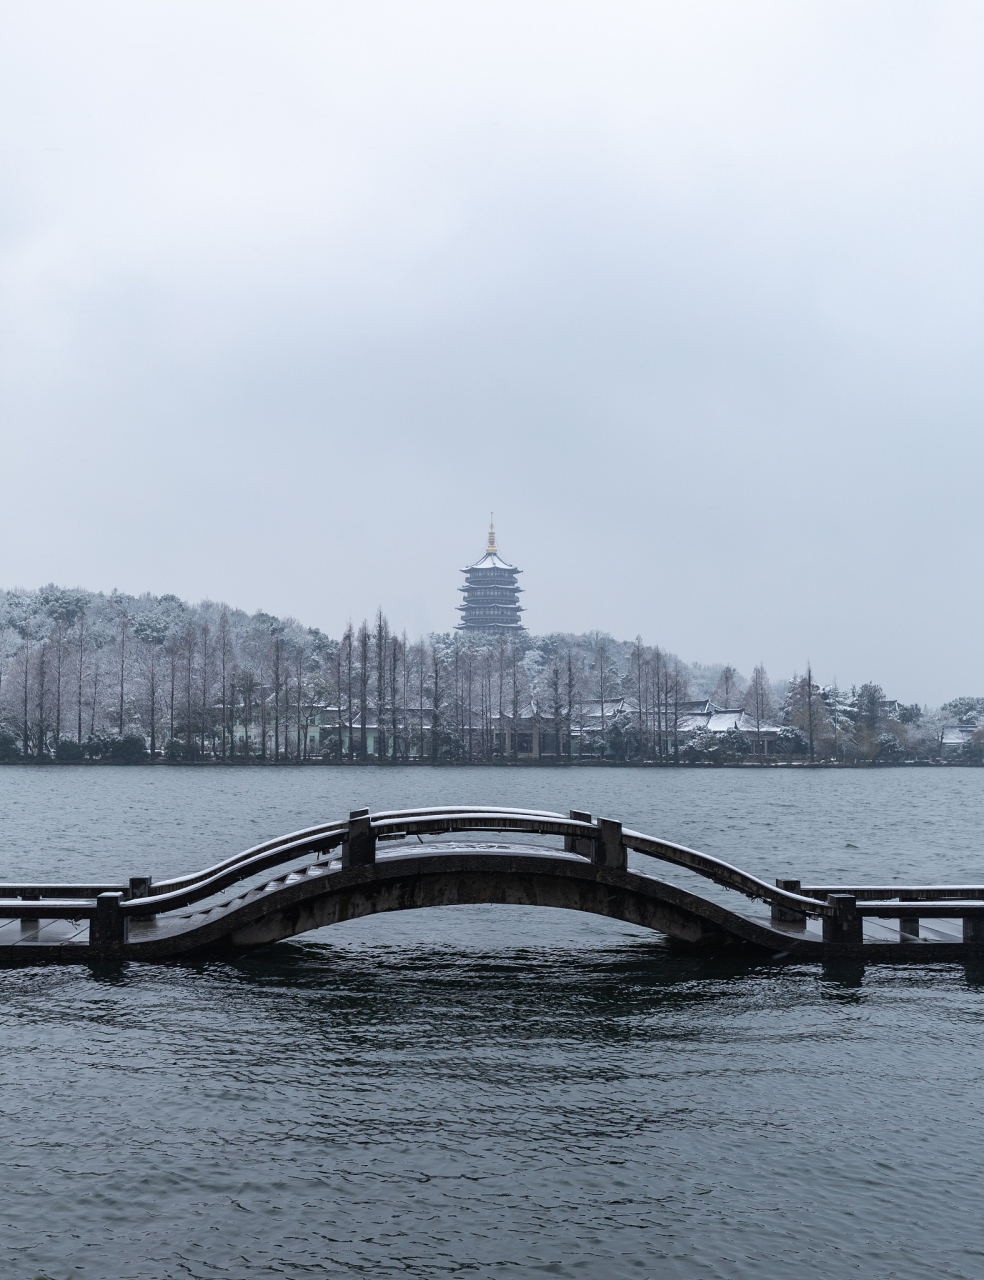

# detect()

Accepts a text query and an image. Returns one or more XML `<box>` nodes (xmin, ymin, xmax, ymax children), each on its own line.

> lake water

<box><xmin>1</xmin><ymin>765</ymin><xmax>983</xmax><ymax>1280</ymax></box>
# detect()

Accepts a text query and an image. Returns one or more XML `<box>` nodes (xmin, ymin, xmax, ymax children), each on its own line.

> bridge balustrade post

<box><xmin>899</xmin><ymin>891</ymin><xmax>920</xmax><ymax>941</ymax></box>
<box><xmin>772</xmin><ymin>879</ymin><xmax>806</xmax><ymax>926</ymax></box>
<box><xmin>566</xmin><ymin>810</ymin><xmax>593</xmax><ymax>857</ymax></box>
<box><xmin>822</xmin><ymin>894</ymin><xmax>862</xmax><ymax>946</ymax></box>
<box><xmin>593</xmin><ymin>818</ymin><xmax>627</xmax><ymax>871</ymax></box>
<box><xmin>91</xmin><ymin>892</ymin><xmax>128</xmax><ymax>949</ymax></box>
<box><xmin>342</xmin><ymin>809</ymin><xmax>376</xmax><ymax>868</ymax></box>
<box><xmin>963</xmin><ymin>916</ymin><xmax>984</xmax><ymax>943</ymax></box>
<box><xmin>20</xmin><ymin>888</ymin><xmax>41</xmax><ymax>928</ymax></box>
<box><xmin>128</xmin><ymin>876</ymin><xmax>155</xmax><ymax>919</ymax></box>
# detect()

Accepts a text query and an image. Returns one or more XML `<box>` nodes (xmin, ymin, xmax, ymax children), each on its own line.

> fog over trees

<box><xmin>0</xmin><ymin>585</ymin><xmax>973</xmax><ymax>764</ymax></box>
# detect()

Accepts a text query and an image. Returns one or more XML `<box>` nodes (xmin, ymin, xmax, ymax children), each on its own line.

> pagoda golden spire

<box><xmin>487</xmin><ymin>513</ymin><xmax>496</xmax><ymax>554</ymax></box>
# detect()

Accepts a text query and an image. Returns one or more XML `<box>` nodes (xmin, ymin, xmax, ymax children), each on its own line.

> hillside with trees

<box><xmin>0</xmin><ymin>585</ymin><xmax>972</xmax><ymax>764</ymax></box>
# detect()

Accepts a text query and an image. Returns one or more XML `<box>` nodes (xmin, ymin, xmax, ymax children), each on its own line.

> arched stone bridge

<box><xmin>2</xmin><ymin>805</ymin><xmax>983</xmax><ymax>963</ymax></box>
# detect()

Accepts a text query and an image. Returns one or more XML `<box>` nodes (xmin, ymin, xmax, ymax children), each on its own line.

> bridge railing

<box><xmin>617</xmin><ymin>827</ymin><xmax>837</xmax><ymax>918</ymax></box>
<box><xmin>118</xmin><ymin>806</ymin><xmax>579</xmax><ymax>915</ymax></box>
<box><xmin>801</xmin><ymin>885</ymin><xmax>984</xmax><ymax>901</ymax></box>
<box><xmin>0</xmin><ymin>882</ymin><xmax>127</xmax><ymax>899</ymax></box>
<box><xmin>7</xmin><ymin>805</ymin><xmax>984</xmax><ymax>936</ymax></box>
<box><xmin>147</xmin><ymin>806</ymin><xmax>571</xmax><ymax>895</ymax></box>
<box><xmin>0</xmin><ymin>805</ymin><xmax>838</xmax><ymax>923</ymax></box>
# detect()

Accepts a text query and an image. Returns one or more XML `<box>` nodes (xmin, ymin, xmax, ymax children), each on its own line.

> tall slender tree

<box><xmin>116</xmin><ymin>606</ymin><xmax>130</xmax><ymax>737</ymax></box>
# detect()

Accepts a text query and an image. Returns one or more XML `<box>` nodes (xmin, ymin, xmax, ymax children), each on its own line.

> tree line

<box><xmin>0</xmin><ymin>585</ymin><xmax>970</xmax><ymax>764</ymax></box>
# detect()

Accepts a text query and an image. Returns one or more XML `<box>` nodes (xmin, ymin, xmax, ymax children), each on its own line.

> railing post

<box><xmin>772</xmin><ymin>879</ymin><xmax>806</xmax><ymax>926</ymax></box>
<box><xmin>342</xmin><ymin>809</ymin><xmax>376</xmax><ymax>868</ymax></box>
<box><xmin>91</xmin><ymin>892</ymin><xmax>128</xmax><ymax>949</ymax></box>
<box><xmin>128</xmin><ymin>876</ymin><xmax>155</xmax><ymax>919</ymax></box>
<box><xmin>899</xmin><ymin>890</ymin><xmax>919</xmax><ymax>941</ymax></box>
<box><xmin>822</xmin><ymin>893</ymin><xmax>862</xmax><ymax>945</ymax></box>
<box><xmin>566</xmin><ymin>810</ymin><xmax>592</xmax><ymax>856</ymax></box>
<box><xmin>963</xmin><ymin>916</ymin><xmax>984</xmax><ymax>943</ymax></box>
<box><xmin>20</xmin><ymin>888</ymin><xmax>40</xmax><ymax>928</ymax></box>
<box><xmin>593</xmin><ymin>818</ymin><xmax>627</xmax><ymax>871</ymax></box>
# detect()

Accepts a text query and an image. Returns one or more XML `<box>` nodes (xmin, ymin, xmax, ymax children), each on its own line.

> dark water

<box><xmin>1</xmin><ymin>767</ymin><xmax>983</xmax><ymax>1280</ymax></box>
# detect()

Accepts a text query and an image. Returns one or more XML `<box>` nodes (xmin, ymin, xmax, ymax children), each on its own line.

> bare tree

<box><xmin>133</xmin><ymin>614</ymin><xmax>167</xmax><ymax>760</ymax></box>
<box><xmin>671</xmin><ymin>660</ymin><xmax>689</xmax><ymax>764</ymax></box>
<box><xmin>633</xmin><ymin>637</ymin><xmax>645</xmax><ymax>761</ymax></box>
<box><xmin>116</xmin><ymin>605</ymin><xmax>130</xmax><ymax>737</ymax></box>
<box><xmin>164</xmin><ymin>630</ymin><xmax>181</xmax><ymax>749</ymax></box>
<box><xmin>373</xmin><ymin>610</ymin><xmax>388</xmax><ymax>760</ymax></box>
<box><xmin>333</xmin><ymin>637</ymin><xmax>344</xmax><ymax>762</ymax></box>
<box><xmin>295</xmin><ymin>639</ymin><xmax>309</xmax><ymax>761</ymax></box>
<box><xmin>218</xmin><ymin>608</ymin><xmax>232</xmax><ymax>760</ymax></box>
<box><xmin>199</xmin><ymin>620</ymin><xmax>213</xmax><ymax>759</ymax></box>
<box><xmin>712</xmin><ymin>664</ymin><xmax>742</xmax><ymax>708</ymax></box>
<box><xmin>183</xmin><ymin>625</ymin><xmax>196</xmax><ymax>759</ymax></box>
<box><xmin>509</xmin><ymin>640</ymin><xmax>520</xmax><ymax>761</ymax></box>
<box><xmin>51</xmin><ymin>614</ymin><xmax>68</xmax><ymax>750</ymax></box>
<box><xmin>89</xmin><ymin>641</ymin><xmax>101</xmax><ymax>740</ymax></box>
<box><xmin>34</xmin><ymin>640</ymin><xmax>51</xmax><ymax>758</ymax></box>
<box><xmin>431</xmin><ymin>642</ymin><xmax>444</xmax><ymax>762</ymax></box>
<box><xmin>75</xmin><ymin>607</ymin><xmax>87</xmax><ymax>745</ymax></box>
<box><xmin>271</xmin><ymin>627</ymin><xmax>285</xmax><ymax>762</ymax></box>
<box><xmin>240</xmin><ymin>668</ymin><xmax>255</xmax><ymax>761</ymax></box>
<box><xmin>744</xmin><ymin>664</ymin><xmax>773</xmax><ymax>758</ymax></box>
<box><xmin>229</xmin><ymin>670</ymin><xmax>238</xmax><ymax>760</ymax></box>
<box><xmin>357</xmin><ymin>620</ymin><xmax>369</xmax><ymax>760</ymax></box>
<box><xmin>18</xmin><ymin>625</ymin><xmax>31</xmax><ymax>759</ymax></box>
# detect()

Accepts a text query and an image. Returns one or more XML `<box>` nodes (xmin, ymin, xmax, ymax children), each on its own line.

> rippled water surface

<box><xmin>2</xmin><ymin>766</ymin><xmax>983</xmax><ymax>1280</ymax></box>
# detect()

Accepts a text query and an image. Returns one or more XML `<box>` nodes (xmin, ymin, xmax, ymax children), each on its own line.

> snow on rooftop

<box><xmin>463</xmin><ymin>550</ymin><xmax>519</xmax><ymax>571</ymax></box>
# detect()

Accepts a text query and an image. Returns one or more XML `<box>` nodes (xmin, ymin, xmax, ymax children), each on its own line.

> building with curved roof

<box><xmin>456</xmin><ymin>518</ymin><xmax>525</xmax><ymax>633</ymax></box>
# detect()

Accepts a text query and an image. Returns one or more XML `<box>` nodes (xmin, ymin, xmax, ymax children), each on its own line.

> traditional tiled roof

<box><xmin>462</xmin><ymin>550</ymin><xmax>519</xmax><ymax>572</ymax></box>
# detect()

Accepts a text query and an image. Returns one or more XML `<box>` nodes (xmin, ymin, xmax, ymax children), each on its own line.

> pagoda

<box><xmin>456</xmin><ymin>517</ymin><xmax>525</xmax><ymax>633</ymax></box>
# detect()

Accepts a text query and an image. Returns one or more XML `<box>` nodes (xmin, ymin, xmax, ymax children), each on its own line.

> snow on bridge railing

<box><xmin>0</xmin><ymin>897</ymin><xmax>98</xmax><ymax>919</ymax></box>
<box><xmin>619</xmin><ymin>828</ymin><xmax>836</xmax><ymax>918</ymax></box>
<box><xmin>119</xmin><ymin>806</ymin><xmax>579</xmax><ymax>916</ymax></box>
<box><xmin>0</xmin><ymin>881</ymin><xmax>127</xmax><ymax>899</ymax></box>
<box><xmin>150</xmin><ymin>806</ymin><xmax>570</xmax><ymax>895</ymax></box>
<box><xmin>117</xmin><ymin>805</ymin><xmax>837</xmax><ymax>921</ymax></box>
<box><xmin>801</xmin><ymin>885</ymin><xmax>984</xmax><ymax>901</ymax></box>
<box><xmin>2</xmin><ymin>805</ymin><xmax>844</xmax><ymax>924</ymax></box>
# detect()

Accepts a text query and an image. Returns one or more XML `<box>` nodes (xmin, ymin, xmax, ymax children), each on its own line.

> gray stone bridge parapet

<box><xmin>1</xmin><ymin>804</ymin><xmax>983</xmax><ymax>964</ymax></box>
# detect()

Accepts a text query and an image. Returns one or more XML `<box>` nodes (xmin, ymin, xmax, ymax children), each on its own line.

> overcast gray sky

<box><xmin>1</xmin><ymin>2</ymin><xmax>982</xmax><ymax>704</ymax></box>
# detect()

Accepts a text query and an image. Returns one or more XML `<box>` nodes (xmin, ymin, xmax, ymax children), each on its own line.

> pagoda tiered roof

<box><xmin>461</xmin><ymin>549</ymin><xmax>519</xmax><ymax>572</ymax></box>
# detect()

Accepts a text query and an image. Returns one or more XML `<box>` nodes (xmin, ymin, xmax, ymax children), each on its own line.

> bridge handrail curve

<box><xmin>123</xmin><ymin>831</ymin><xmax>348</xmax><ymax>915</ymax></box>
<box><xmin>122</xmin><ymin>807</ymin><xmax>574</xmax><ymax>915</ymax></box>
<box><xmin>364</xmin><ymin>811</ymin><xmax>834</xmax><ymax>917</ymax></box>
<box><xmin>152</xmin><ymin>820</ymin><xmax>348</xmax><ymax>892</ymax></box>
<box><xmin>619</xmin><ymin>828</ymin><xmax>835</xmax><ymax>917</ymax></box>
<box><xmin>152</xmin><ymin>805</ymin><xmax>568</xmax><ymax>894</ymax></box>
<box><xmin>118</xmin><ymin>806</ymin><xmax>836</xmax><ymax>920</ymax></box>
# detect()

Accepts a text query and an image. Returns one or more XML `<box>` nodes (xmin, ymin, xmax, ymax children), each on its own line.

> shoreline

<box><xmin>0</xmin><ymin>758</ymin><xmax>977</xmax><ymax>770</ymax></box>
